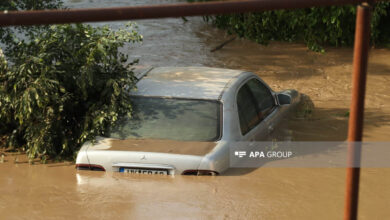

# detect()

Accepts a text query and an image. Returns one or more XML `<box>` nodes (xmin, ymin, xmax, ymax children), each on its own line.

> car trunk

<box><xmin>85</xmin><ymin>138</ymin><xmax>217</xmax><ymax>174</ymax></box>
<box><xmin>107</xmin><ymin>139</ymin><xmax>217</xmax><ymax>156</ymax></box>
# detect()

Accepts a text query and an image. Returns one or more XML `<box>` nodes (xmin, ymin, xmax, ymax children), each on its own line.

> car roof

<box><xmin>130</xmin><ymin>66</ymin><xmax>246</xmax><ymax>100</ymax></box>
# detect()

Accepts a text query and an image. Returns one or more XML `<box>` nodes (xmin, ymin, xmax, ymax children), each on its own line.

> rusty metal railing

<box><xmin>0</xmin><ymin>0</ymin><xmax>377</xmax><ymax>26</ymax></box>
<box><xmin>0</xmin><ymin>1</ymin><xmax>383</xmax><ymax>219</ymax></box>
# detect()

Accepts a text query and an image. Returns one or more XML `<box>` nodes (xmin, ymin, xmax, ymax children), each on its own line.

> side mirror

<box><xmin>277</xmin><ymin>93</ymin><xmax>291</xmax><ymax>105</ymax></box>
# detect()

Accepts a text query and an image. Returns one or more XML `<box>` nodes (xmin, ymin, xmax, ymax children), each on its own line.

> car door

<box><xmin>236</xmin><ymin>77</ymin><xmax>279</xmax><ymax>141</ymax></box>
<box><xmin>236</xmin><ymin>79</ymin><xmax>271</xmax><ymax>141</ymax></box>
<box><xmin>245</xmin><ymin>78</ymin><xmax>280</xmax><ymax>140</ymax></box>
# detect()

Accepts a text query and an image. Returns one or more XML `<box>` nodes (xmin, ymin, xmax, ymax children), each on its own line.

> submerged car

<box><xmin>76</xmin><ymin>67</ymin><xmax>300</xmax><ymax>175</ymax></box>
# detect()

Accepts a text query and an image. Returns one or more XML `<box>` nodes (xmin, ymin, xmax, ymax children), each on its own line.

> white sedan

<box><xmin>76</xmin><ymin>67</ymin><xmax>300</xmax><ymax>175</ymax></box>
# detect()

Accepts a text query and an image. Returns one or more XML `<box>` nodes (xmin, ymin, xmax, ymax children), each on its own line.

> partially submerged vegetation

<box><xmin>0</xmin><ymin>1</ymin><xmax>142</xmax><ymax>161</ymax></box>
<box><xmin>295</xmin><ymin>94</ymin><xmax>314</xmax><ymax>120</ymax></box>
<box><xmin>189</xmin><ymin>1</ymin><xmax>390</xmax><ymax>51</ymax></box>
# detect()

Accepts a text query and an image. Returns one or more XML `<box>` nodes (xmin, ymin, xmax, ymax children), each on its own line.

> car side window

<box><xmin>246</xmin><ymin>78</ymin><xmax>275</xmax><ymax>119</ymax></box>
<box><xmin>237</xmin><ymin>84</ymin><xmax>260</xmax><ymax>135</ymax></box>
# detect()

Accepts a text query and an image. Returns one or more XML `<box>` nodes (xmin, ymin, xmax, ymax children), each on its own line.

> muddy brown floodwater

<box><xmin>1</xmin><ymin>0</ymin><xmax>390</xmax><ymax>219</ymax></box>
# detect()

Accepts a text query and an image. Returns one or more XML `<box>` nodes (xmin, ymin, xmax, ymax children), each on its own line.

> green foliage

<box><xmin>189</xmin><ymin>1</ymin><xmax>390</xmax><ymax>51</ymax></box>
<box><xmin>0</xmin><ymin>22</ymin><xmax>142</xmax><ymax>160</ymax></box>
<box><xmin>0</xmin><ymin>0</ymin><xmax>63</xmax><ymax>10</ymax></box>
<box><xmin>0</xmin><ymin>0</ymin><xmax>64</xmax><ymax>43</ymax></box>
<box><xmin>0</xmin><ymin>1</ymin><xmax>143</xmax><ymax>160</ymax></box>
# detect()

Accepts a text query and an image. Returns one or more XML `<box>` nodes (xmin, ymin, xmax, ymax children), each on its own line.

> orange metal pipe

<box><xmin>0</xmin><ymin>0</ymin><xmax>373</xmax><ymax>27</ymax></box>
<box><xmin>344</xmin><ymin>3</ymin><xmax>371</xmax><ymax>220</ymax></box>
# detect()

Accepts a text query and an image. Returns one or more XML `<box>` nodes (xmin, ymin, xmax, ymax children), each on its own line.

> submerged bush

<box><xmin>0</xmin><ymin>22</ymin><xmax>142</xmax><ymax>160</ymax></box>
<box><xmin>189</xmin><ymin>1</ymin><xmax>390</xmax><ymax>51</ymax></box>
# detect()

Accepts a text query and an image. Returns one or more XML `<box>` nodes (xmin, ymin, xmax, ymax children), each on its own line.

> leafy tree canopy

<box><xmin>0</xmin><ymin>1</ymin><xmax>142</xmax><ymax>161</ymax></box>
<box><xmin>189</xmin><ymin>1</ymin><xmax>390</xmax><ymax>51</ymax></box>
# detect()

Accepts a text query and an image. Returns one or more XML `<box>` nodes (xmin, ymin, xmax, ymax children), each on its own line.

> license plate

<box><xmin>119</xmin><ymin>167</ymin><xmax>168</xmax><ymax>175</ymax></box>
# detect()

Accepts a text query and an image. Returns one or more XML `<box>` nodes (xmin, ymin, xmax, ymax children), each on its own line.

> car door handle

<box><xmin>268</xmin><ymin>124</ymin><xmax>274</xmax><ymax>132</ymax></box>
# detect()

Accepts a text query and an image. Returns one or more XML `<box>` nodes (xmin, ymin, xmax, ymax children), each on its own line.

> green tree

<box><xmin>189</xmin><ymin>1</ymin><xmax>390</xmax><ymax>51</ymax></box>
<box><xmin>0</xmin><ymin>0</ymin><xmax>64</xmax><ymax>43</ymax></box>
<box><xmin>0</xmin><ymin>0</ymin><xmax>63</xmax><ymax>10</ymax></box>
<box><xmin>0</xmin><ymin>1</ymin><xmax>142</xmax><ymax>161</ymax></box>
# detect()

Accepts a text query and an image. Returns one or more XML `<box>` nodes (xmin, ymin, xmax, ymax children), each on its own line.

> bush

<box><xmin>0</xmin><ymin>21</ymin><xmax>142</xmax><ymax>160</ymax></box>
<box><xmin>189</xmin><ymin>1</ymin><xmax>390</xmax><ymax>51</ymax></box>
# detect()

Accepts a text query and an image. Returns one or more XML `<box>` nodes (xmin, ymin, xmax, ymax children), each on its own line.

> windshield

<box><xmin>108</xmin><ymin>97</ymin><xmax>221</xmax><ymax>141</ymax></box>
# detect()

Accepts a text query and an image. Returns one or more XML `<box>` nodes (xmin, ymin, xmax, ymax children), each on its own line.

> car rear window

<box><xmin>107</xmin><ymin>97</ymin><xmax>221</xmax><ymax>141</ymax></box>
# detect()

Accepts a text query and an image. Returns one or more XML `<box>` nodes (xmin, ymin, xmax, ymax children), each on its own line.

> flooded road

<box><xmin>1</xmin><ymin>0</ymin><xmax>390</xmax><ymax>219</ymax></box>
